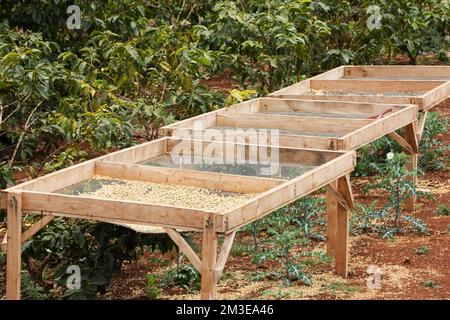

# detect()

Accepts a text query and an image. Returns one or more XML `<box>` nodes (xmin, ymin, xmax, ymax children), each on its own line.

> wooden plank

<box><xmin>338</xmin><ymin>105</ymin><xmax>417</xmax><ymax>150</ymax></box>
<box><xmin>388</xmin><ymin>132</ymin><xmax>415</xmax><ymax>155</ymax></box>
<box><xmin>271</xmin><ymin>94</ymin><xmax>415</xmax><ymax>106</ymax></box>
<box><xmin>218</xmin><ymin>111</ymin><xmax>373</xmax><ymax>132</ymax></box>
<box><xmin>326</xmin><ymin>184</ymin><xmax>349</xmax><ymax>210</ymax></box>
<box><xmin>159</xmin><ymin>110</ymin><xmax>219</xmax><ymax>137</ymax></box>
<box><xmin>214</xmin><ymin>231</ymin><xmax>237</xmax><ymax>281</ymax></box>
<box><xmin>310</xmin><ymin>79</ymin><xmax>445</xmax><ymax>92</ymax></box>
<box><xmin>223</xmin><ymin>151</ymin><xmax>356</xmax><ymax>231</ymax></box>
<box><xmin>335</xmin><ymin>176</ymin><xmax>350</xmax><ymax>277</ymax></box>
<box><xmin>166</xmin><ymin>137</ymin><xmax>344</xmax><ymax>164</ymax></box>
<box><xmin>165</xmin><ymin>228</ymin><xmax>202</xmax><ymax>272</ymax></box>
<box><xmin>344</xmin><ymin>66</ymin><xmax>450</xmax><ymax>79</ymax></box>
<box><xmin>21</xmin><ymin>215</ymin><xmax>55</xmax><ymax>244</ymax></box>
<box><xmin>269</xmin><ymin>66</ymin><xmax>345</xmax><ymax>96</ymax></box>
<box><xmin>95</xmin><ymin>161</ymin><xmax>284</xmax><ymax>193</ymax></box>
<box><xmin>6</xmin><ymin>191</ymin><xmax>22</xmax><ymax>300</ymax></box>
<box><xmin>167</xmin><ymin>131</ymin><xmax>341</xmax><ymax>152</ymax></box>
<box><xmin>1</xmin><ymin>161</ymin><xmax>95</xmax><ymax>199</ymax></box>
<box><xmin>417</xmin><ymin>111</ymin><xmax>428</xmax><ymax>142</ymax></box>
<box><xmin>419</xmin><ymin>81</ymin><xmax>450</xmax><ymax>111</ymax></box>
<box><xmin>217</xmin><ymin>112</ymin><xmax>370</xmax><ymax>133</ymax></box>
<box><xmin>21</xmin><ymin>191</ymin><xmax>213</xmax><ymax>231</ymax></box>
<box><xmin>227</xmin><ymin>98</ymin><xmax>261</xmax><ymax>113</ymax></box>
<box><xmin>326</xmin><ymin>180</ymin><xmax>337</xmax><ymax>258</ymax></box>
<box><xmin>259</xmin><ymin>98</ymin><xmax>405</xmax><ymax>116</ymax></box>
<box><xmin>200</xmin><ymin>213</ymin><xmax>218</xmax><ymax>300</ymax></box>
<box><xmin>403</xmin><ymin>121</ymin><xmax>419</xmax><ymax>213</ymax></box>
<box><xmin>99</xmin><ymin>138</ymin><xmax>167</xmax><ymax>164</ymax></box>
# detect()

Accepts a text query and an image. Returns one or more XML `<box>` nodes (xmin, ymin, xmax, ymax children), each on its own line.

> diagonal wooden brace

<box><xmin>1</xmin><ymin>215</ymin><xmax>55</xmax><ymax>253</ymax></box>
<box><xmin>417</xmin><ymin>111</ymin><xmax>428</xmax><ymax>143</ymax></box>
<box><xmin>326</xmin><ymin>175</ymin><xmax>354</xmax><ymax>210</ymax></box>
<box><xmin>214</xmin><ymin>231</ymin><xmax>237</xmax><ymax>282</ymax></box>
<box><xmin>164</xmin><ymin>227</ymin><xmax>202</xmax><ymax>272</ymax></box>
<box><xmin>388</xmin><ymin>132</ymin><xmax>415</xmax><ymax>155</ymax></box>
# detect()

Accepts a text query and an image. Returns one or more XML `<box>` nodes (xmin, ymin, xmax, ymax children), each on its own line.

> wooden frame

<box><xmin>269</xmin><ymin>66</ymin><xmax>450</xmax><ymax>112</ymax></box>
<box><xmin>1</xmin><ymin>137</ymin><xmax>356</xmax><ymax>300</ymax></box>
<box><xmin>160</xmin><ymin>98</ymin><xmax>418</xmax><ymax>151</ymax></box>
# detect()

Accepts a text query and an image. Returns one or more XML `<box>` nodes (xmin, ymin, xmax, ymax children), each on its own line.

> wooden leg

<box><xmin>417</xmin><ymin>111</ymin><xmax>428</xmax><ymax>143</ymax></box>
<box><xmin>200</xmin><ymin>214</ymin><xmax>218</xmax><ymax>300</ymax></box>
<box><xmin>405</xmin><ymin>154</ymin><xmax>418</xmax><ymax>213</ymax></box>
<box><xmin>335</xmin><ymin>176</ymin><xmax>353</xmax><ymax>278</ymax></box>
<box><xmin>6</xmin><ymin>191</ymin><xmax>22</xmax><ymax>300</ymax></box>
<box><xmin>403</xmin><ymin>121</ymin><xmax>419</xmax><ymax>213</ymax></box>
<box><xmin>326</xmin><ymin>180</ymin><xmax>338</xmax><ymax>257</ymax></box>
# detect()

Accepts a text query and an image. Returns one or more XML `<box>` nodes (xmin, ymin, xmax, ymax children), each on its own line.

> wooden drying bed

<box><xmin>160</xmin><ymin>98</ymin><xmax>418</xmax><ymax>151</ymax></box>
<box><xmin>1</xmin><ymin>138</ymin><xmax>356</xmax><ymax>300</ymax></box>
<box><xmin>270</xmin><ymin>65</ymin><xmax>450</xmax><ymax>112</ymax></box>
<box><xmin>267</xmin><ymin>65</ymin><xmax>449</xmax><ymax>212</ymax></box>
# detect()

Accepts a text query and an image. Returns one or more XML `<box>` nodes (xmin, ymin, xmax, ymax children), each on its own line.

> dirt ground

<box><xmin>101</xmin><ymin>100</ymin><xmax>449</xmax><ymax>301</ymax></box>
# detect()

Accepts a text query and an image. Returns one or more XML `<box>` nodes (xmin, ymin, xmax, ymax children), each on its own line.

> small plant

<box><xmin>161</xmin><ymin>265</ymin><xmax>201</xmax><ymax>291</ymax></box>
<box><xmin>416</xmin><ymin>245</ymin><xmax>430</xmax><ymax>255</ymax></box>
<box><xmin>436</xmin><ymin>204</ymin><xmax>450</xmax><ymax>216</ymax></box>
<box><xmin>363</xmin><ymin>152</ymin><xmax>429</xmax><ymax>238</ymax></box>
<box><xmin>146</xmin><ymin>274</ymin><xmax>160</xmax><ymax>299</ymax></box>
<box><xmin>252</xmin><ymin>211</ymin><xmax>312</xmax><ymax>286</ymax></box>
<box><xmin>419</xmin><ymin>112</ymin><xmax>449</xmax><ymax>172</ymax></box>
<box><xmin>422</xmin><ymin>280</ymin><xmax>438</xmax><ymax>289</ymax></box>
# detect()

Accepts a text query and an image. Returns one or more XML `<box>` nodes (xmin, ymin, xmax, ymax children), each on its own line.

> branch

<box><xmin>8</xmin><ymin>101</ymin><xmax>42</xmax><ymax>168</ymax></box>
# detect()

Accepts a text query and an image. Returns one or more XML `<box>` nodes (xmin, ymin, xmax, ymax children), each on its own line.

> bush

<box><xmin>359</xmin><ymin>152</ymin><xmax>429</xmax><ymax>237</ymax></box>
<box><xmin>419</xmin><ymin>112</ymin><xmax>449</xmax><ymax>172</ymax></box>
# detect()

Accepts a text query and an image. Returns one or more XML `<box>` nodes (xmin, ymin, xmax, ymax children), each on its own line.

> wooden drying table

<box><xmin>268</xmin><ymin>65</ymin><xmax>450</xmax><ymax>212</ymax></box>
<box><xmin>1</xmin><ymin>138</ymin><xmax>356</xmax><ymax>300</ymax></box>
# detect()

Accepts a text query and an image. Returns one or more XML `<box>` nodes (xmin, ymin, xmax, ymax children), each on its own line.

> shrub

<box><xmin>361</xmin><ymin>152</ymin><xmax>429</xmax><ymax>237</ymax></box>
<box><xmin>419</xmin><ymin>112</ymin><xmax>449</xmax><ymax>172</ymax></box>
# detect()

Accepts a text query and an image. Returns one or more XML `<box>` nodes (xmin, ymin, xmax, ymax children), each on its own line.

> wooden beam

<box><xmin>95</xmin><ymin>161</ymin><xmax>284</xmax><ymax>194</ymax></box>
<box><xmin>343</xmin><ymin>65</ymin><xmax>450</xmax><ymax>79</ymax></box>
<box><xmin>403</xmin><ymin>121</ymin><xmax>419</xmax><ymax>154</ymax></box>
<box><xmin>214</xmin><ymin>231</ymin><xmax>237</xmax><ymax>281</ymax></box>
<box><xmin>217</xmin><ymin>112</ymin><xmax>370</xmax><ymax>133</ymax></box>
<box><xmin>200</xmin><ymin>213</ymin><xmax>218</xmax><ymax>300</ymax></box>
<box><xmin>417</xmin><ymin>111</ymin><xmax>428</xmax><ymax>142</ymax></box>
<box><xmin>259</xmin><ymin>98</ymin><xmax>405</xmax><ymax>117</ymax></box>
<box><xmin>339</xmin><ymin>105</ymin><xmax>417</xmax><ymax>150</ymax></box>
<box><xmin>1</xmin><ymin>232</ymin><xmax>7</xmax><ymax>253</ymax></box>
<box><xmin>269</xmin><ymin>66</ymin><xmax>345</xmax><ymax>96</ymax></box>
<box><xmin>1</xmin><ymin>215</ymin><xmax>55</xmax><ymax>253</ymax></box>
<box><xmin>224</xmin><ymin>151</ymin><xmax>356</xmax><ymax>231</ymax></box>
<box><xmin>164</xmin><ymin>228</ymin><xmax>202</xmax><ymax>272</ymax></box>
<box><xmin>388</xmin><ymin>132</ymin><xmax>415</xmax><ymax>155</ymax></box>
<box><xmin>21</xmin><ymin>191</ymin><xmax>214</xmax><ymax>231</ymax></box>
<box><xmin>21</xmin><ymin>215</ymin><xmax>54</xmax><ymax>243</ymax></box>
<box><xmin>326</xmin><ymin>180</ymin><xmax>337</xmax><ymax>257</ymax></box>
<box><xmin>335</xmin><ymin>176</ymin><xmax>351</xmax><ymax>277</ymax></box>
<box><xmin>165</xmin><ymin>136</ymin><xmax>344</xmax><ymax>164</ymax></box>
<box><xmin>326</xmin><ymin>183</ymin><xmax>350</xmax><ymax>210</ymax></box>
<box><xmin>403</xmin><ymin>121</ymin><xmax>419</xmax><ymax>213</ymax></box>
<box><xmin>6</xmin><ymin>191</ymin><xmax>22</xmax><ymax>300</ymax></box>
<box><xmin>310</xmin><ymin>79</ymin><xmax>445</xmax><ymax>92</ymax></box>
